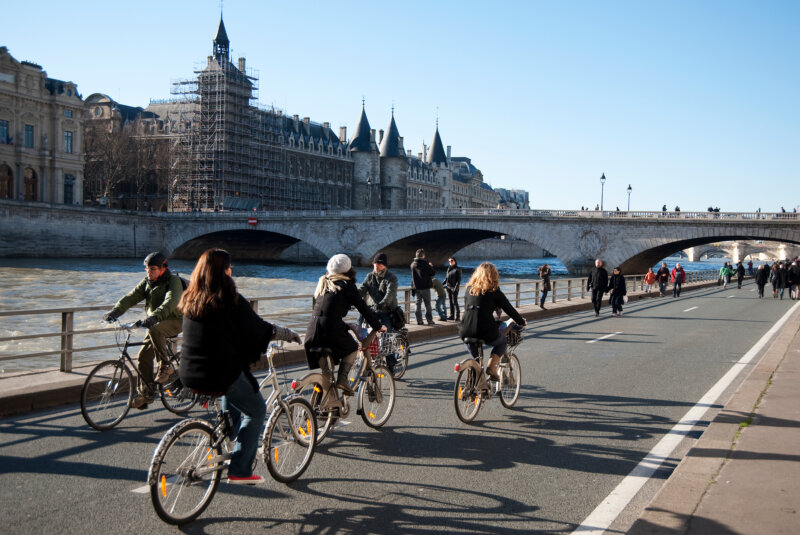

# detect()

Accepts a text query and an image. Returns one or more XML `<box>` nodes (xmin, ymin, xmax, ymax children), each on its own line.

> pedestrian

<box><xmin>755</xmin><ymin>263</ymin><xmax>769</xmax><ymax>298</ymax></box>
<box><xmin>431</xmin><ymin>277</ymin><xmax>448</xmax><ymax>321</ymax></box>
<box><xmin>671</xmin><ymin>262</ymin><xmax>685</xmax><ymax>297</ymax></box>
<box><xmin>789</xmin><ymin>260</ymin><xmax>800</xmax><ymax>300</ymax></box>
<box><xmin>587</xmin><ymin>259</ymin><xmax>609</xmax><ymax>317</ymax></box>
<box><xmin>775</xmin><ymin>262</ymin><xmax>789</xmax><ymax>299</ymax></box>
<box><xmin>594</xmin><ymin>204</ymin><xmax>600</xmax><ymax>210</ymax></box>
<box><xmin>607</xmin><ymin>267</ymin><xmax>627</xmax><ymax>316</ymax></box>
<box><xmin>538</xmin><ymin>263</ymin><xmax>552</xmax><ymax>309</ymax></box>
<box><xmin>643</xmin><ymin>267</ymin><xmax>656</xmax><ymax>293</ymax></box>
<box><xmin>719</xmin><ymin>262</ymin><xmax>734</xmax><ymax>289</ymax></box>
<box><xmin>662</xmin><ymin>205</ymin><xmax>667</xmax><ymax>213</ymax></box>
<box><xmin>735</xmin><ymin>261</ymin><xmax>745</xmax><ymax>289</ymax></box>
<box><xmin>445</xmin><ymin>257</ymin><xmax>462</xmax><ymax>321</ymax></box>
<box><xmin>747</xmin><ymin>260</ymin><xmax>754</xmax><ymax>276</ymax></box>
<box><xmin>410</xmin><ymin>249</ymin><xmax>436</xmax><ymax>325</ymax></box>
<box><xmin>675</xmin><ymin>206</ymin><xmax>680</xmax><ymax>212</ymax></box>
<box><xmin>770</xmin><ymin>263</ymin><xmax>779</xmax><ymax>298</ymax></box>
<box><xmin>656</xmin><ymin>262</ymin><xmax>670</xmax><ymax>296</ymax></box>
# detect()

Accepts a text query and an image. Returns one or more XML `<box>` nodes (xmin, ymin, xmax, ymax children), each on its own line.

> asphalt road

<box><xmin>0</xmin><ymin>280</ymin><xmax>795</xmax><ymax>534</ymax></box>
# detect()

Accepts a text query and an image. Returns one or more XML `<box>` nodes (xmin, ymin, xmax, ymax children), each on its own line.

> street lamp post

<box><xmin>366</xmin><ymin>176</ymin><xmax>372</xmax><ymax>209</ymax></box>
<box><xmin>627</xmin><ymin>184</ymin><xmax>632</xmax><ymax>211</ymax></box>
<box><xmin>600</xmin><ymin>173</ymin><xmax>606</xmax><ymax>211</ymax></box>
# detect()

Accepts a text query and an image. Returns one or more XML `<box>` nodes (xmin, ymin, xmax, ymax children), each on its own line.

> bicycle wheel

<box><xmin>296</xmin><ymin>380</ymin><xmax>337</xmax><ymax>444</ymax></box>
<box><xmin>149</xmin><ymin>419</ymin><xmax>221</xmax><ymax>525</ymax></box>
<box><xmin>454</xmin><ymin>367</ymin><xmax>482</xmax><ymax>423</ymax></box>
<box><xmin>359</xmin><ymin>366</ymin><xmax>396</xmax><ymax>428</ymax></box>
<box><xmin>264</xmin><ymin>397</ymin><xmax>317</xmax><ymax>483</ymax></box>
<box><xmin>159</xmin><ymin>376</ymin><xmax>198</xmax><ymax>415</ymax></box>
<box><xmin>80</xmin><ymin>360</ymin><xmax>133</xmax><ymax>431</ymax></box>
<box><xmin>499</xmin><ymin>354</ymin><xmax>521</xmax><ymax>408</ymax></box>
<box><xmin>388</xmin><ymin>334</ymin><xmax>409</xmax><ymax>380</ymax></box>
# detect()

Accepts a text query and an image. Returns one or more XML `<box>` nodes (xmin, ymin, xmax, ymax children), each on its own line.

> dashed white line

<box><xmin>727</xmin><ymin>295</ymin><xmax>735</xmax><ymax>298</ymax></box>
<box><xmin>586</xmin><ymin>332</ymin><xmax>622</xmax><ymax>344</ymax></box>
<box><xmin>683</xmin><ymin>306</ymin><xmax>698</xmax><ymax>312</ymax></box>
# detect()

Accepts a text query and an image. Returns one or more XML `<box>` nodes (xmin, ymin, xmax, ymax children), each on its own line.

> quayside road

<box><xmin>0</xmin><ymin>280</ymin><xmax>795</xmax><ymax>534</ymax></box>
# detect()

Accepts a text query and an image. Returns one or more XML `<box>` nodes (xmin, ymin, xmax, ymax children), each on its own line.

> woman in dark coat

<box><xmin>538</xmin><ymin>264</ymin><xmax>552</xmax><ymax>309</ymax></box>
<box><xmin>445</xmin><ymin>257</ymin><xmax>462</xmax><ymax>320</ymax></box>
<box><xmin>607</xmin><ymin>267</ymin><xmax>627</xmax><ymax>316</ymax></box>
<box><xmin>755</xmin><ymin>264</ymin><xmax>769</xmax><ymax>298</ymax></box>
<box><xmin>178</xmin><ymin>248</ymin><xmax>300</xmax><ymax>485</ymax></box>
<box><xmin>458</xmin><ymin>262</ymin><xmax>526</xmax><ymax>381</ymax></box>
<box><xmin>304</xmin><ymin>254</ymin><xmax>385</xmax><ymax>394</ymax></box>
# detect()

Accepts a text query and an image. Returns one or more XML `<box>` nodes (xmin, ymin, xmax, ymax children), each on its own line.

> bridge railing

<box><xmin>0</xmin><ymin>271</ymin><xmax>720</xmax><ymax>374</ymax></box>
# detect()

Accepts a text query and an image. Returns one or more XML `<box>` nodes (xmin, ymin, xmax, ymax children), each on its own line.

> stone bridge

<box><xmin>685</xmin><ymin>241</ymin><xmax>800</xmax><ymax>263</ymax></box>
<box><xmin>2</xmin><ymin>200</ymin><xmax>799</xmax><ymax>275</ymax></box>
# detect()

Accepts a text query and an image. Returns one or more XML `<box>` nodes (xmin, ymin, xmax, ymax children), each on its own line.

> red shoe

<box><xmin>227</xmin><ymin>474</ymin><xmax>264</xmax><ymax>485</ymax></box>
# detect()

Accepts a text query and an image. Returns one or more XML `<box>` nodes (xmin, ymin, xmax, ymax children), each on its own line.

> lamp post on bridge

<box><xmin>627</xmin><ymin>184</ymin><xmax>632</xmax><ymax>211</ymax></box>
<box><xmin>600</xmin><ymin>173</ymin><xmax>606</xmax><ymax>211</ymax></box>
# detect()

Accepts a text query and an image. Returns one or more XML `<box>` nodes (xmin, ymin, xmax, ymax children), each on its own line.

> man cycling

<box><xmin>103</xmin><ymin>252</ymin><xmax>184</xmax><ymax>409</ymax></box>
<box><xmin>358</xmin><ymin>252</ymin><xmax>398</xmax><ymax>329</ymax></box>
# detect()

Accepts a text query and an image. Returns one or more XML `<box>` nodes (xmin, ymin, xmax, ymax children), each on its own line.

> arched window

<box><xmin>0</xmin><ymin>164</ymin><xmax>12</xmax><ymax>199</ymax></box>
<box><xmin>23</xmin><ymin>167</ymin><xmax>37</xmax><ymax>201</ymax></box>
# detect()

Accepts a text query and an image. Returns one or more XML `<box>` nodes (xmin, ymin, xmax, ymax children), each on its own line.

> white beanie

<box><xmin>326</xmin><ymin>254</ymin><xmax>352</xmax><ymax>274</ymax></box>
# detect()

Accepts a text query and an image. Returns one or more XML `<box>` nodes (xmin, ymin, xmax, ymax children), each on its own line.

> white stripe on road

<box><xmin>572</xmin><ymin>300</ymin><xmax>800</xmax><ymax>534</ymax></box>
<box><xmin>586</xmin><ymin>332</ymin><xmax>622</xmax><ymax>344</ymax></box>
<box><xmin>132</xmin><ymin>484</ymin><xmax>149</xmax><ymax>494</ymax></box>
<box><xmin>683</xmin><ymin>306</ymin><xmax>698</xmax><ymax>312</ymax></box>
<box><xmin>727</xmin><ymin>295</ymin><xmax>735</xmax><ymax>298</ymax></box>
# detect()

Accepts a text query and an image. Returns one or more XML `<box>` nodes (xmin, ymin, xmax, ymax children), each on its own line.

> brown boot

<box><xmin>335</xmin><ymin>363</ymin><xmax>354</xmax><ymax>396</ymax></box>
<box><xmin>486</xmin><ymin>354</ymin><xmax>501</xmax><ymax>382</ymax></box>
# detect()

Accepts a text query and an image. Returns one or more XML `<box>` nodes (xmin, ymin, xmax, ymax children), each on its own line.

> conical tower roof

<box><xmin>426</xmin><ymin>125</ymin><xmax>447</xmax><ymax>165</ymax></box>
<box><xmin>379</xmin><ymin>113</ymin><xmax>406</xmax><ymax>158</ymax></box>
<box><xmin>348</xmin><ymin>104</ymin><xmax>377</xmax><ymax>152</ymax></box>
<box><xmin>214</xmin><ymin>16</ymin><xmax>229</xmax><ymax>46</ymax></box>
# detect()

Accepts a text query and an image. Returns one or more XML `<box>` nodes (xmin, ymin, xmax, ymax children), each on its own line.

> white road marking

<box><xmin>586</xmin><ymin>332</ymin><xmax>622</xmax><ymax>344</ymax></box>
<box><xmin>727</xmin><ymin>295</ymin><xmax>735</xmax><ymax>298</ymax></box>
<box><xmin>572</xmin><ymin>301</ymin><xmax>800</xmax><ymax>534</ymax></box>
<box><xmin>683</xmin><ymin>306</ymin><xmax>698</xmax><ymax>312</ymax></box>
<box><xmin>132</xmin><ymin>484</ymin><xmax>149</xmax><ymax>494</ymax></box>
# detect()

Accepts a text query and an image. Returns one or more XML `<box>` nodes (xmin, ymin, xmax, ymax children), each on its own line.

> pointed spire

<box><xmin>379</xmin><ymin>113</ymin><xmax>406</xmax><ymax>158</ymax></box>
<box><xmin>213</xmin><ymin>15</ymin><xmax>230</xmax><ymax>61</ymax></box>
<box><xmin>348</xmin><ymin>103</ymin><xmax>377</xmax><ymax>153</ymax></box>
<box><xmin>426</xmin><ymin>124</ymin><xmax>447</xmax><ymax>165</ymax></box>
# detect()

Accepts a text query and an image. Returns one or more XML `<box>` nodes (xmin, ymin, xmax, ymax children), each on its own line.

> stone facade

<box><xmin>0</xmin><ymin>47</ymin><xmax>84</xmax><ymax>204</ymax></box>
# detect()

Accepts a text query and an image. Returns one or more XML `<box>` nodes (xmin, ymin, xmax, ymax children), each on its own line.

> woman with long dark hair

<box><xmin>178</xmin><ymin>248</ymin><xmax>300</xmax><ymax>485</ymax></box>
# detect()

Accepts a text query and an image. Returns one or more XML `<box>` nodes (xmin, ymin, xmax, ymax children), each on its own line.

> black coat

<box><xmin>587</xmin><ymin>266</ymin><xmax>609</xmax><ymax>292</ymax></box>
<box><xmin>736</xmin><ymin>264</ymin><xmax>745</xmax><ymax>279</ymax></box>
<box><xmin>607</xmin><ymin>274</ymin><xmax>627</xmax><ymax>295</ymax></box>
<box><xmin>458</xmin><ymin>289</ymin><xmax>525</xmax><ymax>344</ymax></box>
<box><xmin>304</xmin><ymin>279</ymin><xmax>381</xmax><ymax>368</ymax></box>
<box><xmin>445</xmin><ymin>265</ymin><xmax>462</xmax><ymax>292</ymax></box>
<box><xmin>656</xmin><ymin>267</ymin><xmax>670</xmax><ymax>283</ymax></box>
<box><xmin>179</xmin><ymin>293</ymin><xmax>274</xmax><ymax>394</ymax></box>
<box><xmin>410</xmin><ymin>257</ymin><xmax>435</xmax><ymax>290</ymax></box>
<box><xmin>755</xmin><ymin>268</ymin><xmax>769</xmax><ymax>286</ymax></box>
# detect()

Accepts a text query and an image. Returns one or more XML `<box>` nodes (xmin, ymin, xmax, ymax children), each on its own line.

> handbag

<box><xmin>390</xmin><ymin>305</ymin><xmax>406</xmax><ymax>330</ymax></box>
<box><xmin>623</xmin><ymin>295</ymin><xmax>629</xmax><ymax>303</ymax></box>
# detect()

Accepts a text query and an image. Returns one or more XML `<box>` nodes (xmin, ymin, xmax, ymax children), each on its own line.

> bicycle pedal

<box><xmin>356</xmin><ymin>408</ymin><xmax>363</xmax><ymax>416</ymax></box>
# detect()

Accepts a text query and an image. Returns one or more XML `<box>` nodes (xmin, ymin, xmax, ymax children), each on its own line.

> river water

<box><xmin>0</xmin><ymin>257</ymin><xmax>726</xmax><ymax>374</ymax></box>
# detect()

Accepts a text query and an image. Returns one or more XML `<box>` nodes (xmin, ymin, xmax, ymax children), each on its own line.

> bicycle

<box><xmin>453</xmin><ymin>323</ymin><xmax>523</xmax><ymax>424</ymax></box>
<box><xmin>148</xmin><ymin>342</ymin><xmax>317</xmax><ymax>525</ymax></box>
<box><xmin>80</xmin><ymin>320</ymin><xmax>197</xmax><ymax>431</ymax></box>
<box><xmin>368</xmin><ymin>326</ymin><xmax>410</xmax><ymax>380</ymax></box>
<box><xmin>293</xmin><ymin>328</ymin><xmax>396</xmax><ymax>444</ymax></box>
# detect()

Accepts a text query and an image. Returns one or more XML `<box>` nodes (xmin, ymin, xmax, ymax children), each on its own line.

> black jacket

<box><xmin>445</xmin><ymin>264</ymin><xmax>462</xmax><ymax>292</ymax></box>
<box><xmin>736</xmin><ymin>264</ymin><xmax>745</xmax><ymax>278</ymax></box>
<box><xmin>656</xmin><ymin>267</ymin><xmax>670</xmax><ymax>283</ymax></box>
<box><xmin>304</xmin><ymin>278</ymin><xmax>381</xmax><ymax>367</ymax></box>
<box><xmin>410</xmin><ymin>257</ymin><xmax>435</xmax><ymax>290</ymax></box>
<box><xmin>458</xmin><ymin>289</ymin><xmax>525</xmax><ymax>344</ymax></box>
<box><xmin>179</xmin><ymin>293</ymin><xmax>274</xmax><ymax>394</ymax></box>
<box><xmin>587</xmin><ymin>266</ymin><xmax>609</xmax><ymax>292</ymax></box>
<box><xmin>607</xmin><ymin>274</ymin><xmax>627</xmax><ymax>296</ymax></box>
<box><xmin>755</xmin><ymin>267</ymin><xmax>769</xmax><ymax>285</ymax></box>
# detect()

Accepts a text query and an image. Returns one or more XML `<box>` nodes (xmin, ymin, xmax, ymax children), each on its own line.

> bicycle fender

<box><xmin>455</xmin><ymin>358</ymin><xmax>480</xmax><ymax>373</ymax></box>
<box><xmin>147</xmin><ymin>418</ymin><xmax>211</xmax><ymax>485</ymax></box>
<box><xmin>293</xmin><ymin>372</ymin><xmax>325</xmax><ymax>393</ymax></box>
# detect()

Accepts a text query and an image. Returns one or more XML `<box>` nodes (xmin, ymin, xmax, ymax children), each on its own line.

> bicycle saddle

<box><xmin>462</xmin><ymin>337</ymin><xmax>486</xmax><ymax>345</ymax></box>
<box><xmin>307</xmin><ymin>347</ymin><xmax>333</xmax><ymax>356</ymax></box>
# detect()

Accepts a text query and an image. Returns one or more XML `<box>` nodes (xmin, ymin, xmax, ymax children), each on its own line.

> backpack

<box><xmin>174</xmin><ymin>273</ymin><xmax>189</xmax><ymax>290</ymax></box>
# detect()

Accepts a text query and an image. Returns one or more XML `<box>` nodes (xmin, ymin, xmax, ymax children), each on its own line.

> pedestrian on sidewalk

<box><xmin>736</xmin><ymin>262</ymin><xmax>746</xmax><ymax>289</ymax></box>
<box><xmin>445</xmin><ymin>257</ymin><xmax>462</xmax><ymax>321</ymax></box>
<box><xmin>431</xmin><ymin>277</ymin><xmax>448</xmax><ymax>321</ymax></box>
<box><xmin>719</xmin><ymin>262</ymin><xmax>734</xmax><ymax>290</ymax></box>
<box><xmin>789</xmin><ymin>259</ymin><xmax>800</xmax><ymax>300</ymax></box>
<box><xmin>775</xmin><ymin>262</ymin><xmax>788</xmax><ymax>299</ymax></box>
<box><xmin>587</xmin><ymin>259</ymin><xmax>609</xmax><ymax>317</ymax></box>
<box><xmin>656</xmin><ymin>262</ymin><xmax>670</xmax><ymax>296</ymax></box>
<box><xmin>538</xmin><ymin>263</ymin><xmax>552</xmax><ymax>309</ymax></box>
<box><xmin>643</xmin><ymin>267</ymin><xmax>656</xmax><ymax>293</ymax></box>
<box><xmin>755</xmin><ymin>263</ymin><xmax>769</xmax><ymax>298</ymax></box>
<box><xmin>410</xmin><ymin>249</ymin><xmax>436</xmax><ymax>325</ymax></box>
<box><xmin>607</xmin><ymin>267</ymin><xmax>627</xmax><ymax>316</ymax></box>
<box><xmin>770</xmin><ymin>263</ymin><xmax>780</xmax><ymax>298</ymax></box>
<box><xmin>671</xmin><ymin>263</ymin><xmax>686</xmax><ymax>297</ymax></box>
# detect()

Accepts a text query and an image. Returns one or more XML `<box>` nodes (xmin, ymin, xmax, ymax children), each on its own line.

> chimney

<box><xmin>369</xmin><ymin>128</ymin><xmax>376</xmax><ymax>142</ymax></box>
<box><xmin>378</xmin><ymin>129</ymin><xmax>384</xmax><ymax>144</ymax></box>
<box><xmin>446</xmin><ymin>145</ymin><xmax>451</xmax><ymax>159</ymax></box>
<box><xmin>407</xmin><ymin>150</ymin><xmax>412</xmax><ymax>157</ymax></box>
<box><xmin>339</xmin><ymin>126</ymin><xmax>347</xmax><ymax>143</ymax></box>
<box><xmin>238</xmin><ymin>57</ymin><xmax>246</xmax><ymax>71</ymax></box>
<box><xmin>398</xmin><ymin>136</ymin><xmax>404</xmax><ymax>151</ymax></box>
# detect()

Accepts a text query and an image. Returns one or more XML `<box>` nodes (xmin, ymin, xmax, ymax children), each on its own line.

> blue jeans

<box><xmin>464</xmin><ymin>324</ymin><xmax>508</xmax><ymax>360</ymax></box>
<box><xmin>222</xmin><ymin>372</ymin><xmax>266</xmax><ymax>478</ymax></box>
<box><xmin>435</xmin><ymin>295</ymin><xmax>447</xmax><ymax>319</ymax></box>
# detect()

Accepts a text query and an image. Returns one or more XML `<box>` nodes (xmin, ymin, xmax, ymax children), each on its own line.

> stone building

<box><xmin>0</xmin><ymin>47</ymin><xmax>84</xmax><ymax>204</ymax></box>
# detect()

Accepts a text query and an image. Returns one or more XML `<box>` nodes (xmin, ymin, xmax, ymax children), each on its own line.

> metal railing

<box><xmin>0</xmin><ymin>271</ymin><xmax>721</xmax><ymax>374</ymax></box>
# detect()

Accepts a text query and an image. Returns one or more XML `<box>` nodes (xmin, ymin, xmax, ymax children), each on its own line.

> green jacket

<box><xmin>431</xmin><ymin>277</ymin><xmax>446</xmax><ymax>297</ymax></box>
<box><xmin>719</xmin><ymin>266</ymin><xmax>734</xmax><ymax>277</ymax></box>
<box><xmin>112</xmin><ymin>269</ymin><xmax>183</xmax><ymax>322</ymax></box>
<box><xmin>358</xmin><ymin>269</ymin><xmax>398</xmax><ymax>313</ymax></box>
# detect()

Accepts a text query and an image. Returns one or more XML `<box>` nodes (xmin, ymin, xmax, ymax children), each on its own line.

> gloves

<box><xmin>136</xmin><ymin>316</ymin><xmax>158</xmax><ymax>329</ymax></box>
<box><xmin>103</xmin><ymin>311</ymin><xmax>118</xmax><ymax>323</ymax></box>
<box><xmin>273</xmin><ymin>326</ymin><xmax>302</xmax><ymax>344</ymax></box>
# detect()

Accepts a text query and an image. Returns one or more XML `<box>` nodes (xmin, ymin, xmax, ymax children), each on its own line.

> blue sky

<box><xmin>5</xmin><ymin>1</ymin><xmax>798</xmax><ymax>212</ymax></box>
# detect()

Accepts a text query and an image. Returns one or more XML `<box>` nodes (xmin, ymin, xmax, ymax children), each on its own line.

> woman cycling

<box><xmin>304</xmin><ymin>254</ymin><xmax>386</xmax><ymax>395</ymax></box>
<box><xmin>178</xmin><ymin>248</ymin><xmax>301</xmax><ymax>485</ymax></box>
<box><xmin>458</xmin><ymin>262</ymin><xmax>527</xmax><ymax>381</ymax></box>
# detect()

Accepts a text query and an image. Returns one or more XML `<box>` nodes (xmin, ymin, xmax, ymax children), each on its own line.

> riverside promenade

<box><xmin>1</xmin><ymin>277</ymin><xmax>798</xmax><ymax>533</ymax></box>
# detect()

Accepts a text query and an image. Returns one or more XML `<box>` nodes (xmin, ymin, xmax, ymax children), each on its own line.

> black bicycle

<box><xmin>80</xmin><ymin>320</ymin><xmax>196</xmax><ymax>430</ymax></box>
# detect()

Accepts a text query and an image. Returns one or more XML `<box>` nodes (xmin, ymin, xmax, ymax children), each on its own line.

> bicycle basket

<box><xmin>506</xmin><ymin>326</ymin><xmax>524</xmax><ymax>347</ymax></box>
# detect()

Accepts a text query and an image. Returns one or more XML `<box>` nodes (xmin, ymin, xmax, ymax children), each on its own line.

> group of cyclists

<box><xmin>106</xmin><ymin>249</ymin><xmax>527</xmax><ymax>486</ymax></box>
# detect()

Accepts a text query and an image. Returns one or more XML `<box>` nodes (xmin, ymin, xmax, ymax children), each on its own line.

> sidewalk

<box><xmin>628</xmin><ymin>302</ymin><xmax>800</xmax><ymax>535</ymax></box>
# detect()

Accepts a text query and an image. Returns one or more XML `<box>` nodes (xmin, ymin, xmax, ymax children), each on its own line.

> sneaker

<box><xmin>131</xmin><ymin>395</ymin><xmax>153</xmax><ymax>410</ymax></box>
<box><xmin>155</xmin><ymin>364</ymin><xmax>173</xmax><ymax>384</ymax></box>
<box><xmin>227</xmin><ymin>475</ymin><xmax>264</xmax><ymax>485</ymax></box>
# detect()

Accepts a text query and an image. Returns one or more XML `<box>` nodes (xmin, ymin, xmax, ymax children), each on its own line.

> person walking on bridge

<box><xmin>410</xmin><ymin>249</ymin><xmax>436</xmax><ymax>325</ymax></box>
<box><xmin>587</xmin><ymin>259</ymin><xmax>609</xmax><ymax>317</ymax></box>
<box><xmin>656</xmin><ymin>262</ymin><xmax>670</xmax><ymax>296</ymax></box>
<box><xmin>607</xmin><ymin>267</ymin><xmax>627</xmax><ymax>316</ymax></box>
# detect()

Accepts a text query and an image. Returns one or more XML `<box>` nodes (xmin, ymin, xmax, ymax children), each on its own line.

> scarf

<box><xmin>314</xmin><ymin>273</ymin><xmax>351</xmax><ymax>299</ymax></box>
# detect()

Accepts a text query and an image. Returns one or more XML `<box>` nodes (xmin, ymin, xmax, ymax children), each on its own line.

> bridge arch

<box><xmin>166</xmin><ymin>228</ymin><xmax>325</xmax><ymax>262</ymax></box>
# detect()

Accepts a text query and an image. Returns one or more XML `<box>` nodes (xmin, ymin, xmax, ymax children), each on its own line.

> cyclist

<box><xmin>103</xmin><ymin>252</ymin><xmax>183</xmax><ymax>410</ymax></box>
<box><xmin>178</xmin><ymin>248</ymin><xmax>301</xmax><ymax>485</ymax></box>
<box><xmin>458</xmin><ymin>262</ymin><xmax>527</xmax><ymax>382</ymax></box>
<box><xmin>305</xmin><ymin>254</ymin><xmax>386</xmax><ymax>395</ymax></box>
<box><xmin>358</xmin><ymin>252</ymin><xmax>398</xmax><ymax>329</ymax></box>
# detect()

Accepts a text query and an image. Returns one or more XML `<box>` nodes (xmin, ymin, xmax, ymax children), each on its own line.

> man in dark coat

<box><xmin>587</xmin><ymin>259</ymin><xmax>609</xmax><ymax>317</ymax></box>
<box><xmin>735</xmin><ymin>262</ymin><xmax>746</xmax><ymax>289</ymax></box>
<box><xmin>410</xmin><ymin>249</ymin><xmax>436</xmax><ymax>325</ymax></box>
<box><xmin>656</xmin><ymin>262</ymin><xmax>670</xmax><ymax>296</ymax></box>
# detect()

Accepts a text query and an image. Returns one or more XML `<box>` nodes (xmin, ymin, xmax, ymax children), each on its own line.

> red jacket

<box><xmin>670</xmin><ymin>268</ymin><xmax>685</xmax><ymax>283</ymax></box>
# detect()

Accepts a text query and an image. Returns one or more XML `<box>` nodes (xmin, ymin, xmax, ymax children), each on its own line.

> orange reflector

<box><xmin>313</xmin><ymin>385</ymin><xmax>321</xmax><ymax>393</ymax></box>
<box><xmin>165</xmin><ymin>389</ymin><xmax>173</xmax><ymax>398</ymax></box>
<box><xmin>306</xmin><ymin>420</ymin><xmax>312</xmax><ymax>436</ymax></box>
<box><xmin>298</xmin><ymin>426</ymin><xmax>307</xmax><ymax>437</ymax></box>
<box><xmin>474</xmin><ymin>397</ymin><xmax>479</xmax><ymax>406</ymax></box>
<box><xmin>458</xmin><ymin>387</ymin><xmax>462</xmax><ymax>399</ymax></box>
<box><xmin>273</xmin><ymin>448</ymin><xmax>279</xmax><ymax>463</ymax></box>
<box><xmin>368</xmin><ymin>412</ymin><xmax>375</xmax><ymax>420</ymax></box>
<box><xmin>377</xmin><ymin>373</ymin><xmax>384</xmax><ymax>378</ymax></box>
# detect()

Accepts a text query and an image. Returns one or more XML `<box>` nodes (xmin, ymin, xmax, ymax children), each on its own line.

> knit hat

<box><xmin>373</xmin><ymin>252</ymin><xmax>388</xmax><ymax>265</ymax></box>
<box><xmin>326</xmin><ymin>254</ymin><xmax>352</xmax><ymax>274</ymax></box>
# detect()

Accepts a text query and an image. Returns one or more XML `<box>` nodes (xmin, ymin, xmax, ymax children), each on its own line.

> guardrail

<box><xmin>0</xmin><ymin>270</ymin><xmax>721</xmax><ymax>374</ymax></box>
